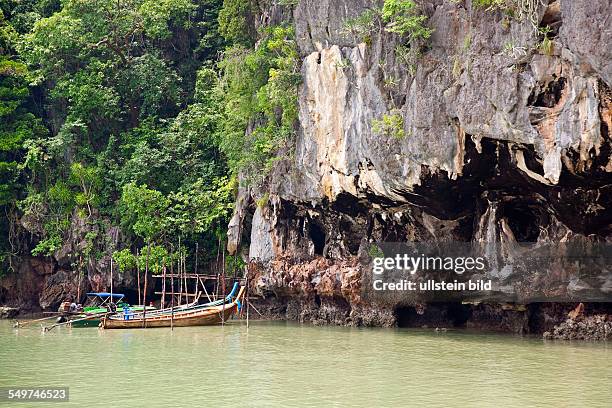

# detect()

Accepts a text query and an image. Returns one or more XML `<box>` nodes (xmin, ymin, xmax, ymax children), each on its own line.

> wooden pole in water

<box><xmin>77</xmin><ymin>255</ymin><xmax>82</xmax><ymax>302</ymax></box>
<box><xmin>136</xmin><ymin>248</ymin><xmax>141</xmax><ymax>305</ymax></box>
<box><xmin>143</xmin><ymin>242</ymin><xmax>149</xmax><ymax>328</ymax></box>
<box><xmin>161</xmin><ymin>262</ymin><xmax>166</xmax><ymax>309</ymax></box>
<box><xmin>194</xmin><ymin>242</ymin><xmax>199</xmax><ymax>298</ymax></box>
<box><xmin>169</xmin><ymin>247</ymin><xmax>174</xmax><ymax>306</ymax></box>
<box><xmin>221</xmin><ymin>245</ymin><xmax>226</xmax><ymax>325</ymax></box>
<box><xmin>110</xmin><ymin>256</ymin><xmax>113</xmax><ymax>308</ymax></box>
<box><xmin>170</xmin><ymin>252</ymin><xmax>175</xmax><ymax>331</ymax></box>
<box><xmin>178</xmin><ymin>237</ymin><xmax>182</xmax><ymax>305</ymax></box>
<box><xmin>182</xmin><ymin>250</ymin><xmax>187</xmax><ymax>302</ymax></box>
<box><xmin>215</xmin><ymin>236</ymin><xmax>221</xmax><ymax>299</ymax></box>
<box><xmin>246</xmin><ymin>266</ymin><xmax>249</xmax><ymax>329</ymax></box>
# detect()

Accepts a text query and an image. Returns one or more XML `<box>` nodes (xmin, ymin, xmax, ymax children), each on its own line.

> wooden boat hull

<box><xmin>100</xmin><ymin>289</ymin><xmax>243</xmax><ymax>329</ymax></box>
<box><xmin>69</xmin><ymin>306</ymin><xmax>154</xmax><ymax>328</ymax></box>
<box><xmin>70</xmin><ymin>318</ymin><xmax>100</xmax><ymax>327</ymax></box>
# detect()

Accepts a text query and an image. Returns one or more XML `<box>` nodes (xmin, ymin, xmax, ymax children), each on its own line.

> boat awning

<box><xmin>86</xmin><ymin>292</ymin><xmax>125</xmax><ymax>299</ymax></box>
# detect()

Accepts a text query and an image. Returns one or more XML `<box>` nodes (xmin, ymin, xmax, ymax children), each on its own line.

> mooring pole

<box><xmin>170</xmin><ymin>259</ymin><xmax>175</xmax><ymax>332</ymax></box>
<box><xmin>77</xmin><ymin>255</ymin><xmax>82</xmax><ymax>301</ymax></box>
<box><xmin>136</xmin><ymin>248</ymin><xmax>141</xmax><ymax>305</ymax></box>
<box><xmin>161</xmin><ymin>262</ymin><xmax>166</xmax><ymax>309</ymax></box>
<box><xmin>143</xmin><ymin>242</ymin><xmax>149</xmax><ymax>328</ymax></box>
<box><xmin>110</xmin><ymin>256</ymin><xmax>113</xmax><ymax>303</ymax></box>
<box><xmin>178</xmin><ymin>237</ymin><xmax>182</xmax><ymax>305</ymax></box>
<box><xmin>194</xmin><ymin>242</ymin><xmax>199</xmax><ymax>297</ymax></box>
<box><xmin>246</xmin><ymin>267</ymin><xmax>249</xmax><ymax>329</ymax></box>
<box><xmin>183</xmin><ymin>250</ymin><xmax>187</xmax><ymax>302</ymax></box>
<box><xmin>221</xmin><ymin>247</ymin><xmax>226</xmax><ymax>325</ymax></box>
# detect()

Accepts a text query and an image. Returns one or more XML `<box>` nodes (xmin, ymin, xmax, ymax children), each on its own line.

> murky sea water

<box><xmin>0</xmin><ymin>320</ymin><xmax>610</xmax><ymax>407</ymax></box>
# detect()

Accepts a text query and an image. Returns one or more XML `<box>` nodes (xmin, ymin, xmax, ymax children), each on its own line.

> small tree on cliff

<box><xmin>120</xmin><ymin>182</ymin><xmax>170</xmax><ymax>243</ymax></box>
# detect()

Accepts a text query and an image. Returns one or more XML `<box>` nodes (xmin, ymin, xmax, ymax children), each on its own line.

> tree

<box><xmin>218</xmin><ymin>0</ymin><xmax>254</xmax><ymax>46</ymax></box>
<box><xmin>0</xmin><ymin>9</ymin><xmax>46</xmax><ymax>205</ymax></box>
<box><xmin>120</xmin><ymin>182</ymin><xmax>170</xmax><ymax>242</ymax></box>
<box><xmin>217</xmin><ymin>25</ymin><xmax>300</xmax><ymax>181</ymax></box>
<box><xmin>1</xmin><ymin>8</ymin><xmax>47</xmax><ymax>270</ymax></box>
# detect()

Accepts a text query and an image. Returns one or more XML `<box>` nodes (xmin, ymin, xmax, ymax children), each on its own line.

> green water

<box><xmin>0</xmin><ymin>320</ymin><xmax>610</xmax><ymax>407</ymax></box>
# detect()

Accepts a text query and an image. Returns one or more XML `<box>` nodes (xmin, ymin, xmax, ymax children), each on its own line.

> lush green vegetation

<box><xmin>472</xmin><ymin>0</ymin><xmax>507</xmax><ymax>9</ymax></box>
<box><xmin>343</xmin><ymin>0</ymin><xmax>432</xmax><ymax>48</ymax></box>
<box><xmin>0</xmin><ymin>0</ymin><xmax>298</xmax><ymax>276</ymax></box>
<box><xmin>371</xmin><ymin>110</ymin><xmax>405</xmax><ymax>139</ymax></box>
<box><xmin>381</xmin><ymin>0</ymin><xmax>432</xmax><ymax>39</ymax></box>
<box><xmin>473</xmin><ymin>0</ymin><xmax>542</xmax><ymax>33</ymax></box>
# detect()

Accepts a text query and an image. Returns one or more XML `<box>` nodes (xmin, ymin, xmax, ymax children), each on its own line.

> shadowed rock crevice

<box><xmin>308</xmin><ymin>222</ymin><xmax>326</xmax><ymax>255</ymax></box>
<box><xmin>528</xmin><ymin>76</ymin><xmax>567</xmax><ymax>108</ymax></box>
<box><xmin>395</xmin><ymin>303</ymin><xmax>473</xmax><ymax>329</ymax></box>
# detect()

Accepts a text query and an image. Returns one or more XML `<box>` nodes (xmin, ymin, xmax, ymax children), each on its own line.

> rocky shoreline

<box><xmin>544</xmin><ymin>314</ymin><xmax>612</xmax><ymax>341</ymax></box>
<box><xmin>3</xmin><ymin>295</ymin><xmax>610</xmax><ymax>341</ymax></box>
<box><xmin>0</xmin><ymin>306</ymin><xmax>19</xmax><ymax>319</ymax></box>
<box><xmin>247</xmin><ymin>297</ymin><xmax>611</xmax><ymax>341</ymax></box>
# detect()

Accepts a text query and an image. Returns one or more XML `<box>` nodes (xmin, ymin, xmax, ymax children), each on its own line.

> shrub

<box><xmin>372</xmin><ymin>109</ymin><xmax>405</xmax><ymax>139</ymax></box>
<box><xmin>538</xmin><ymin>26</ymin><xmax>553</xmax><ymax>55</ymax></box>
<box><xmin>381</xmin><ymin>0</ymin><xmax>432</xmax><ymax>40</ymax></box>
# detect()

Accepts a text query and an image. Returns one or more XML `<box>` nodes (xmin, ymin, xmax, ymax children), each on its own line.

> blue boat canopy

<box><xmin>86</xmin><ymin>292</ymin><xmax>125</xmax><ymax>298</ymax></box>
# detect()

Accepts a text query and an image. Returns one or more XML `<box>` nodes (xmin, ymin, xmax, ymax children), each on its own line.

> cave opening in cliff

<box><xmin>309</xmin><ymin>222</ymin><xmax>326</xmax><ymax>255</ymax></box>
<box><xmin>117</xmin><ymin>288</ymin><xmax>140</xmax><ymax>306</ymax></box>
<box><xmin>501</xmin><ymin>203</ymin><xmax>543</xmax><ymax>242</ymax></box>
<box><xmin>528</xmin><ymin>77</ymin><xmax>566</xmax><ymax>108</ymax></box>
<box><xmin>395</xmin><ymin>303</ymin><xmax>473</xmax><ymax>328</ymax></box>
<box><xmin>395</xmin><ymin>306</ymin><xmax>416</xmax><ymax>328</ymax></box>
<box><xmin>446</xmin><ymin>303</ymin><xmax>472</xmax><ymax>327</ymax></box>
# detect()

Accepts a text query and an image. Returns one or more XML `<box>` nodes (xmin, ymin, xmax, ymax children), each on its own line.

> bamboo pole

<box><xmin>136</xmin><ymin>248</ymin><xmax>141</xmax><ymax>305</ymax></box>
<box><xmin>77</xmin><ymin>255</ymin><xmax>82</xmax><ymax>302</ymax></box>
<box><xmin>178</xmin><ymin>237</ymin><xmax>182</xmax><ymax>305</ymax></box>
<box><xmin>182</xmin><ymin>250</ymin><xmax>186</xmax><ymax>303</ymax></box>
<box><xmin>247</xmin><ymin>300</ymin><xmax>263</xmax><ymax>317</ymax></box>
<box><xmin>170</xmin><ymin>258</ymin><xmax>175</xmax><ymax>331</ymax></box>
<box><xmin>161</xmin><ymin>263</ymin><xmax>166</xmax><ymax>309</ymax></box>
<box><xmin>246</xmin><ymin>268</ymin><xmax>249</xmax><ymax>329</ymax></box>
<box><xmin>194</xmin><ymin>243</ymin><xmax>199</xmax><ymax>298</ymax></box>
<box><xmin>221</xmin><ymin>246</ymin><xmax>226</xmax><ymax>325</ymax></box>
<box><xmin>170</xmin><ymin>248</ymin><xmax>174</xmax><ymax>306</ymax></box>
<box><xmin>110</xmin><ymin>256</ymin><xmax>113</xmax><ymax>303</ymax></box>
<box><xmin>199</xmin><ymin>277</ymin><xmax>212</xmax><ymax>303</ymax></box>
<box><xmin>14</xmin><ymin>314</ymin><xmax>59</xmax><ymax>328</ymax></box>
<box><xmin>215</xmin><ymin>236</ymin><xmax>221</xmax><ymax>300</ymax></box>
<box><xmin>143</xmin><ymin>243</ymin><xmax>149</xmax><ymax>328</ymax></box>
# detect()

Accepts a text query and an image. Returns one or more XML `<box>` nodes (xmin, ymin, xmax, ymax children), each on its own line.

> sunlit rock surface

<box><xmin>231</xmin><ymin>0</ymin><xmax>612</xmax><ymax>332</ymax></box>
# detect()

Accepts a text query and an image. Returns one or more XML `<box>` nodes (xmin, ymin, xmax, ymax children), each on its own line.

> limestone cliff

<box><xmin>229</xmin><ymin>0</ymin><xmax>612</xmax><ymax>332</ymax></box>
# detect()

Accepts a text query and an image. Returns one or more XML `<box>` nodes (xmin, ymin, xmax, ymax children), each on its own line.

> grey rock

<box><xmin>0</xmin><ymin>306</ymin><xmax>19</xmax><ymax>319</ymax></box>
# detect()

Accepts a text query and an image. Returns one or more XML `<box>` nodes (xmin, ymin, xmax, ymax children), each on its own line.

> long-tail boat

<box><xmin>64</xmin><ymin>293</ymin><xmax>156</xmax><ymax>327</ymax></box>
<box><xmin>100</xmin><ymin>285</ymin><xmax>245</xmax><ymax>329</ymax></box>
<box><xmin>118</xmin><ymin>282</ymin><xmax>239</xmax><ymax>320</ymax></box>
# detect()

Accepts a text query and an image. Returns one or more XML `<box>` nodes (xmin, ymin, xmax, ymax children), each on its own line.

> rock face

<box><xmin>230</xmin><ymin>0</ymin><xmax>612</xmax><ymax>332</ymax></box>
<box><xmin>0</xmin><ymin>306</ymin><xmax>19</xmax><ymax>319</ymax></box>
<box><xmin>0</xmin><ymin>211</ymin><xmax>137</xmax><ymax>312</ymax></box>
<box><xmin>544</xmin><ymin>315</ymin><xmax>612</xmax><ymax>341</ymax></box>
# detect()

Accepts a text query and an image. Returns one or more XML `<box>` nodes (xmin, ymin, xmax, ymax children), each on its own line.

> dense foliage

<box><xmin>0</xmin><ymin>0</ymin><xmax>299</xmax><ymax>276</ymax></box>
